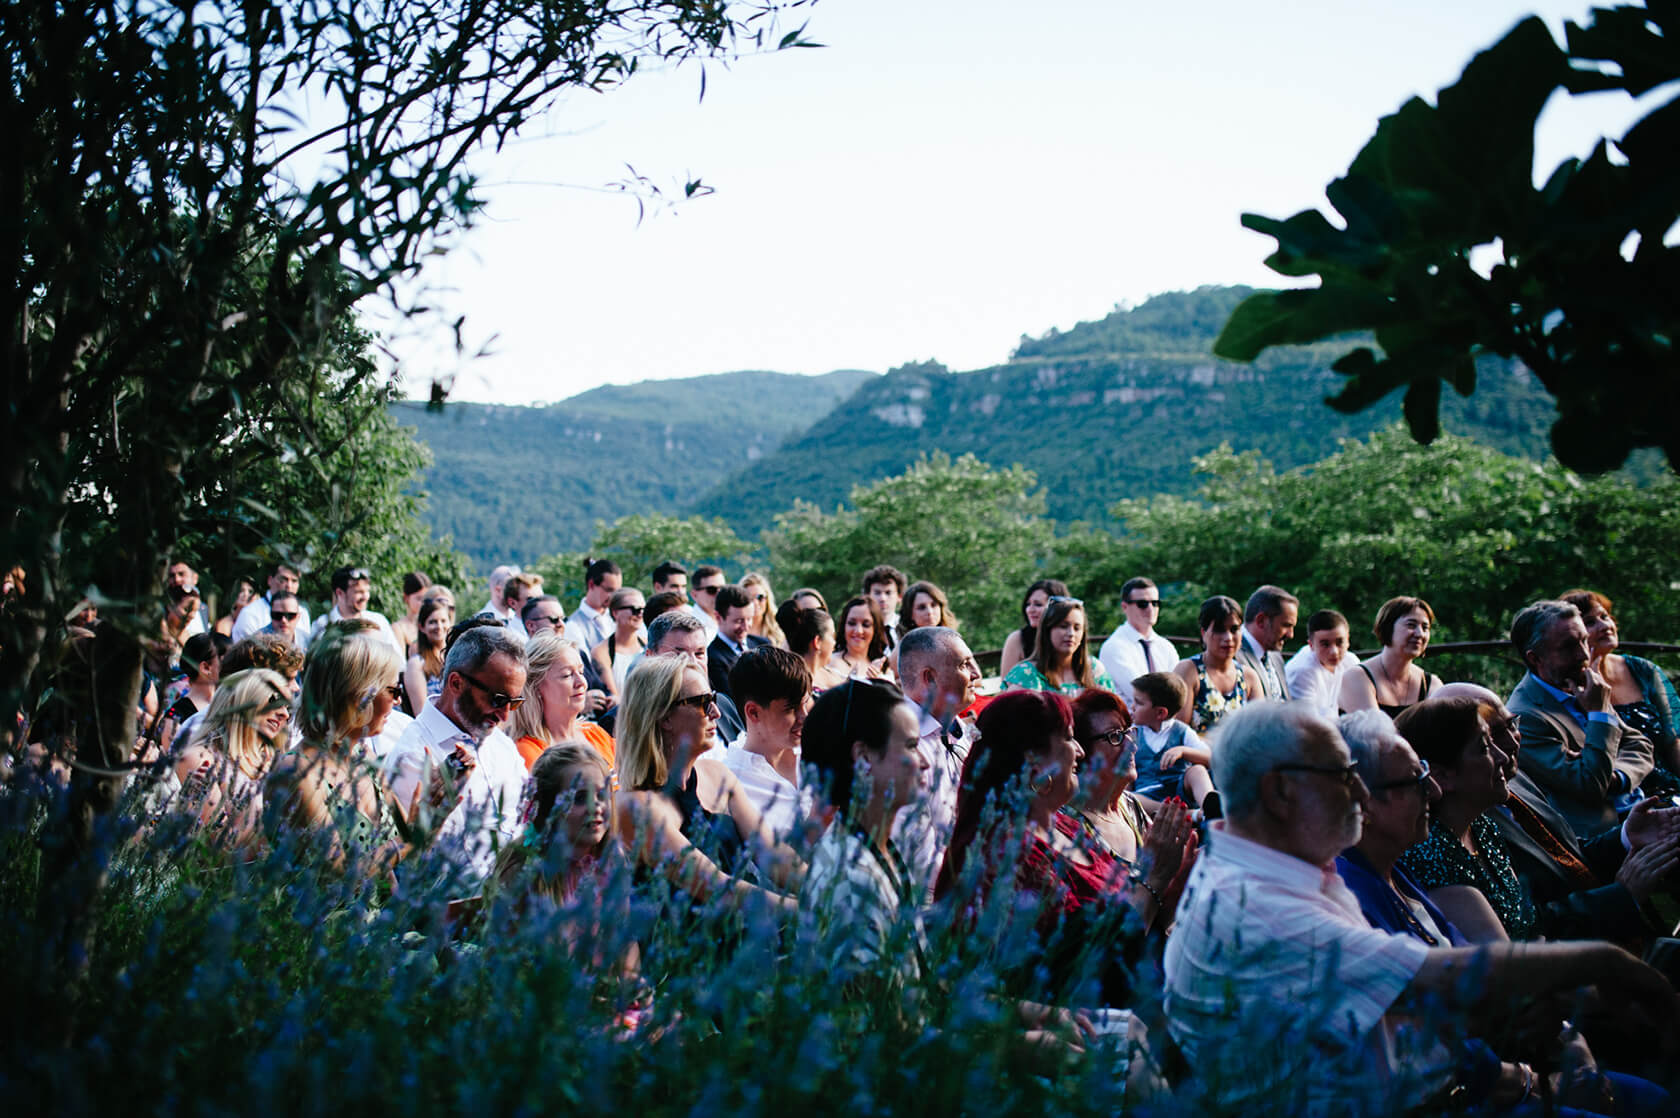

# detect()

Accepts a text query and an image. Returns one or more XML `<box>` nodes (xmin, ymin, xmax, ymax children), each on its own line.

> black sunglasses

<box><xmin>670</xmin><ymin>691</ymin><xmax>718</xmax><ymax>713</ymax></box>
<box><xmin>271</xmin><ymin>610</ymin><xmax>298</xmax><ymax>620</ymax></box>
<box><xmin>1126</xmin><ymin>597</ymin><xmax>1160</xmax><ymax>608</ymax></box>
<box><xmin>619</xmin><ymin>606</ymin><xmax>645</xmax><ymax>617</ymax></box>
<box><xmin>457</xmin><ymin>671</ymin><xmax>525</xmax><ymax>710</ymax></box>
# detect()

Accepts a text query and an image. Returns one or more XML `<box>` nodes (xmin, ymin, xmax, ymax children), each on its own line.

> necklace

<box><xmin>1383</xmin><ymin>875</ymin><xmax>1440</xmax><ymax>946</ymax></box>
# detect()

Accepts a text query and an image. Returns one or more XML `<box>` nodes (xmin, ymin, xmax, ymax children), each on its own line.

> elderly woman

<box><xmin>1339</xmin><ymin>596</ymin><xmax>1443</xmax><ymax>717</ymax></box>
<box><xmin>614</xmin><ymin>652</ymin><xmax>800</xmax><ymax>907</ymax></box>
<box><xmin>1004</xmin><ymin>596</ymin><xmax>1115</xmax><ymax>695</ymax></box>
<box><xmin>1394</xmin><ymin>697</ymin><xmax>1677</xmax><ymax>945</ymax></box>
<box><xmin>999</xmin><ymin>578</ymin><xmax>1068</xmax><ymax>677</ymax></box>
<box><xmin>1561</xmin><ymin>588</ymin><xmax>1680</xmax><ymax>789</ymax></box>
<box><xmin>165</xmin><ymin>668</ymin><xmax>293</xmax><ymax>853</ymax></box>
<box><xmin>589</xmin><ymin>586</ymin><xmax>647</xmax><ymax>699</ymax></box>
<box><xmin>1065</xmin><ymin>689</ymin><xmax>1196</xmax><ymax>933</ymax></box>
<box><xmin>510</xmin><ymin>633</ymin><xmax>615</xmax><ymax>770</ymax></box>
<box><xmin>1171</xmin><ymin>596</ymin><xmax>1261</xmax><ymax>734</ymax></box>
<box><xmin>265</xmin><ymin>622</ymin><xmax>412</xmax><ymax>874</ymax></box>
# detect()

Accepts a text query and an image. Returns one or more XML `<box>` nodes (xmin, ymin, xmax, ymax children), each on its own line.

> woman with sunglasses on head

<box><xmin>614</xmin><ymin>652</ymin><xmax>802</xmax><ymax>908</ymax></box>
<box><xmin>1003</xmin><ymin>596</ymin><xmax>1114</xmax><ymax>695</ymax></box>
<box><xmin>589</xmin><ymin>587</ymin><xmax>647</xmax><ymax>701</ymax></box>
<box><xmin>999</xmin><ymin>578</ymin><xmax>1068</xmax><ymax>678</ymax></box>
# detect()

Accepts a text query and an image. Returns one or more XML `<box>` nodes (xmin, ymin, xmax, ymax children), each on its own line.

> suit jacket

<box><xmin>707</xmin><ymin>634</ymin><xmax>769</xmax><ymax>701</ymax></box>
<box><xmin>1487</xmin><ymin>770</ymin><xmax>1648</xmax><ymax>943</ymax></box>
<box><xmin>1508</xmin><ymin>672</ymin><xmax>1655</xmax><ymax>839</ymax></box>
<box><xmin>1237</xmin><ymin>632</ymin><xmax>1291</xmax><ymax>701</ymax></box>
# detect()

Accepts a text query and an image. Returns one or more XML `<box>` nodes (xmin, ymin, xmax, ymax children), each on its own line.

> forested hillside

<box><xmin>396</xmin><ymin>369</ymin><xmax>873</xmax><ymax>565</ymax></box>
<box><xmin>690</xmin><ymin>286</ymin><xmax>1561</xmax><ymax>531</ymax></box>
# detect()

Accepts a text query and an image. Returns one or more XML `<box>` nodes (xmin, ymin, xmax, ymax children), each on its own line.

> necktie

<box><xmin>1504</xmin><ymin>794</ymin><xmax>1597</xmax><ymax>889</ymax></box>
<box><xmin>1142</xmin><ymin>637</ymin><xmax>1156</xmax><ymax>674</ymax></box>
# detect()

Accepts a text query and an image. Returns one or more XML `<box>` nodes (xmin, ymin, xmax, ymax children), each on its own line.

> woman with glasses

<box><xmin>999</xmin><ymin>578</ymin><xmax>1069</xmax><ymax>678</ymax></box>
<box><xmin>1171</xmin><ymin>596</ymin><xmax>1262</xmax><ymax>734</ymax></box>
<box><xmin>614</xmin><ymin>652</ymin><xmax>801</xmax><ymax>906</ymax></box>
<box><xmin>739</xmin><ymin>571</ymin><xmax>786</xmax><ymax>650</ymax></box>
<box><xmin>157</xmin><ymin>668</ymin><xmax>294</xmax><ymax>855</ymax></box>
<box><xmin>589</xmin><ymin>587</ymin><xmax>647</xmax><ymax>701</ymax></box>
<box><xmin>1003</xmin><ymin>596</ymin><xmax>1114</xmax><ymax>696</ymax></box>
<box><xmin>265</xmin><ymin>621</ymin><xmax>413</xmax><ymax>874</ymax></box>
<box><xmin>511</xmin><ymin>632</ymin><xmax>615</xmax><ymax>771</ymax></box>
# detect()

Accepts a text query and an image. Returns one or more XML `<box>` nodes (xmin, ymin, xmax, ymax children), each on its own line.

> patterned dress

<box><xmin>1189</xmin><ymin>653</ymin><xmax>1247</xmax><ymax>734</ymax></box>
<box><xmin>1396</xmin><ymin>815</ymin><xmax>1537</xmax><ymax>940</ymax></box>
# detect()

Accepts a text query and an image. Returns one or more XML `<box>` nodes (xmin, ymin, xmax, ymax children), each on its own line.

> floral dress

<box><xmin>1189</xmin><ymin>653</ymin><xmax>1247</xmax><ymax>734</ymax></box>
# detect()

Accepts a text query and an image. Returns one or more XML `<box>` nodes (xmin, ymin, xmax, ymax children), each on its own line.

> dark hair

<box><xmin>268</xmin><ymin>558</ymin><xmax>301</xmax><ymax>577</ymax></box>
<box><xmin>1306</xmin><ymin>609</ymin><xmax>1349</xmax><ymax>636</ymax></box>
<box><xmin>1119</xmin><ymin>576</ymin><xmax>1156</xmax><ymax>603</ymax></box>
<box><xmin>801</xmin><ymin>678</ymin><xmax>907</xmax><ymax>821</ymax></box>
<box><xmin>1374</xmin><ymin>596</ymin><xmax>1435</xmax><ymax>647</ymax></box>
<box><xmin>447</xmin><ymin>614</ymin><xmax>512</xmax><ymax>654</ymax></box>
<box><xmin>643</xmin><ymin>591</ymin><xmax>686</xmax><ymax>626</ymax></box>
<box><xmin>402</xmin><ymin>571</ymin><xmax>432</xmax><ymax>597</ymax></box>
<box><xmin>1130</xmin><ymin>671</ymin><xmax>1186</xmax><ymax>714</ymax></box>
<box><xmin>1016</xmin><ymin>579</ymin><xmax>1068</xmax><ymax>659</ymax></box>
<box><xmin>861</xmin><ymin>564</ymin><xmax>907</xmax><ymax>596</ymax></box>
<box><xmin>1029</xmin><ymin>597</ymin><xmax>1097</xmax><ymax>688</ymax></box>
<box><xmin>1244</xmin><ymin>585</ymin><xmax>1299</xmax><ymax>624</ymax></box>
<box><xmin>181</xmin><ymin>631</ymin><xmax>231</xmax><ymax>680</ymax></box>
<box><xmin>790</xmin><ymin>587</ymin><xmax>828</xmax><ymax>612</ymax></box>
<box><xmin>837</xmin><ymin>597</ymin><xmax>888</xmax><ymax>662</ymax></box>
<box><xmin>730</xmin><ymin>646</ymin><xmax>812</xmax><ymax>712</ymax></box>
<box><xmin>1198</xmin><ymin>595</ymin><xmax>1243</xmax><ymax>633</ymax></box>
<box><xmin>714</xmin><ymin>584</ymin><xmax>753</xmax><ymax>617</ymax></box>
<box><xmin>269</xmin><ymin>590</ymin><xmax>299</xmax><ymax>609</ymax></box>
<box><xmin>776</xmin><ymin>602</ymin><xmax>833</xmax><ymax>656</ymax></box>
<box><xmin>936</xmin><ymin>691</ymin><xmax>1073</xmax><ymax>901</ymax></box>
<box><xmin>222</xmin><ymin>633</ymin><xmax>304</xmax><ymax>679</ymax></box>
<box><xmin>900</xmin><ymin>580</ymin><xmax>957</xmax><ymax>637</ymax></box>
<box><xmin>330</xmin><ymin>564</ymin><xmax>372</xmax><ymax>593</ymax></box>
<box><xmin>1393</xmin><ymin>696</ymin><xmax>1487</xmax><ymax>776</ymax></box>
<box><xmin>1070</xmin><ymin>687</ymin><xmax>1131</xmax><ymax>748</ymax></box>
<box><xmin>582</xmin><ymin>557</ymin><xmax>621</xmax><ymax>587</ymax></box>
<box><xmin>520</xmin><ymin>594</ymin><xmax>562</xmax><ymax>623</ymax></box>
<box><xmin>166</xmin><ymin>582</ymin><xmax>200</xmax><ymax>605</ymax></box>
<box><xmin>651</xmin><ymin>561</ymin><xmax>687</xmax><ymax>586</ymax></box>
<box><xmin>1558</xmin><ymin>588</ymin><xmax>1613</xmax><ymax>621</ymax></box>
<box><xmin>693</xmin><ymin>565</ymin><xmax>724</xmax><ymax>583</ymax></box>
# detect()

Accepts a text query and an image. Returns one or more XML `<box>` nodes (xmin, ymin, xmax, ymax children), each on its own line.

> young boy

<box><xmin>1283</xmin><ymin>609</ymin><xmax>1352</xmax><ymax>721</ymax></box>
<box><xmin>1131</xmin><ymin>672</ymin><xmax>1216</xmax><ymax>812</ymax></box>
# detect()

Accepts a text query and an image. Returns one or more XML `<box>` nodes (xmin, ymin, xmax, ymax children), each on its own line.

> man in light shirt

<box><xmin>1098</xmin><ymin>576</ymin><xmax>1179</xmax><ymax>688</ymax></box>
<box><xmin>719</xmin><ymin>647</ymin><xmax>813</xmax><ymax>841</ymax></box>
<box><xmin>562</xmin><ymin>558</ymin><xmax>623</xmax><ymax>654</ymax></box>
<box><xmin>384</xmin><ymin>624</ymin><xmax>529</xmax><ymax>887</ymax></box>
<box><xmin>232</xmin><ymin>559</ymin><xmax>312</xmax><ymax>643</ymax></box>
<box><xmin>1285</xmin><ymin>609</ymin><xmax>1355</xmax><ymax>720</ymax></box>
<box><xmin>891</xmin><ymin>625</ymin><xmax>983</xmax><ymax>895</ymax></box>
<box><xmin>307</xmin><ymin>564</ymin><xmax>401</xmax><ymax>654</ymax></box>
<box><xmin>479</xmin><ymin>564</ymin><xmax>522</xmax><ymax>628</ymax></box>
<box><xmin>1164</xmin><ymin>701</ymin><xmax>1677</xmax><ymax>1113</ymax></box>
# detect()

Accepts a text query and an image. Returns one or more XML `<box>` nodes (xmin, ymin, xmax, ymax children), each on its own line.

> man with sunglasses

<box><xmin>307</xmin><ymin>564</ymin><xmax>401</xmax><ymax>654</ymax></box>
<box><xmin>384</xmin><ymin>624</ymin><xmax>529</xmax><ymax>886</ymax></box>
<box><xmin>689</xmin><ymin>565</ymin><xmax>726</xmax><ymax>643</ymax></box>
<box><xmin>259</xmin><ymin>590</ymin><xmax>306</xmax><ymax>651</ymax></box>
<box><xmin>1164</xmin><ymin>702</ymin><xmax>1679</xmax><ymax>1113</ymax></box>
<box><xmin>1097</xmin><ymin>576</ymin><xmax>1179</xmax><ymax>691</ymax></box>
<box><xmin>231</xmin><ymin>558</ymin><xmax>313</xmax><ymax>644</ymax></box>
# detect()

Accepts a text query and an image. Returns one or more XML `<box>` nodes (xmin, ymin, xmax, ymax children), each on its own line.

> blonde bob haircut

<box><xmin>297</xmin><ymin>620</ymin><xmax>402</xmax><ymax>745</ymax></box>
<box><xmin>616</xmin><ymin>651</ymin><xmax>697</xmax><ymax>791</ymax></box>
<box><xmin>510</xmin><ymin>632</ymin><xmax>587</xmax><ymax>744</ymax></box>
<box><xmin>189</xmin><ymin>668</ymin><xmax>293</xmax><ymax>772</ymax></box>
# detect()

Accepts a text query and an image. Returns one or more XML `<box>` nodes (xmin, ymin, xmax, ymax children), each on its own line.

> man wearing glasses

<box><xmin>307</xmin><ymin>564</ymin><xmax>401</xmax><ymax>654</ymax></box>
<box><xmin>259</xmin><ymin>590</ymin><xmax>307</xmax><ymax>651</ymax></box>
<box><xmin>1097</xmin><ymin>577</ymin><xmax>1178</xmax><ymax>691</ymax></box>
<box><xmin>232</xmin><ymin>558</ymin><xmax>312</xmax><ymax>644</ymax></box>
<box><xmin>689</xmin><ymin>565</ymin><xmax>726</xmax><ymax>643</ymax></box>
<box><xmin>384</xmin><ymin>624</ymin><xmax>529</xmax><ymax>886</ymax></box>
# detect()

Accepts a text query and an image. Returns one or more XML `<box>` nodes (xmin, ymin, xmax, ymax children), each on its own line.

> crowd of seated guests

<box><xmin>13</xmin><ymin>546</ymin><xmax>1680</xmax><ymax>1113</ymax></box>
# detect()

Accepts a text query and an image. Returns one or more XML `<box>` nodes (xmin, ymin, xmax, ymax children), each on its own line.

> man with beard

<box><xmin>384</xmin><ymin>624</ymin><xmax>528</xmax><ymax>884</ymax></box>
<box><xmin>891</xmin><ymin>625</ymin><xmax>983</xmax><ymax>895</ymax></box>
<box><xmin>1164</xmin><ymin>702</ymin><xmax>1678</xmax><ymax>1115</ymax></box>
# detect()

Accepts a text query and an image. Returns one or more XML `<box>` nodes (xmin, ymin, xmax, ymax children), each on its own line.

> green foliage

<box><xmin>529</xmin><ymin>513</ymin><xmax>753</xmax><ymax>605</ymax></box>
<box><xmin>764</xmin><ymin>453</ymin><xmax>1050</xmax><ymax>648</ymax></box>
<box><xmin>1216</xmin><ymin>4</ymin><xmax>1680</xmax><ymax>473</ymax></box>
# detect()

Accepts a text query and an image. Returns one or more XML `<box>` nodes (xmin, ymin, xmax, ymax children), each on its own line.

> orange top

<box><xmin>517</xmin><ymin>723</ymin><xmax>615</xmax><ymax>771</ymax></box>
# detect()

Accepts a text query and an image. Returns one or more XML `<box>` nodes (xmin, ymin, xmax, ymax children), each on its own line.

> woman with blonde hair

<box><xmin>265</xmin><ymin>621</ymin><xmax>412</xmax><ymax>873</ymax></box>
<box><xmin>739</xmin><ymin>571</ymin><xmax>786</xmax><ymax>649</ymax></box>
<box><xmin>615</xmin><ymin>652</ymin><xmax>800</xmax><ymax>906</ymax></box>
<box><xmin>167</xmin><ymin>668</ymin><xmax>293</xmax><ymax>853</ymax></box>
<box><xmin>511</xmin><ymin>632</ymin><xmax>615</xmax><ymax>771</ymax></box>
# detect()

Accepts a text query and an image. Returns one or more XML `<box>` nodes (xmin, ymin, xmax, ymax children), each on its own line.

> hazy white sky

<box><xmin>392</xmin><ymin>0</ymin><xmax>1651</xmax><ymax>404</ymax></box>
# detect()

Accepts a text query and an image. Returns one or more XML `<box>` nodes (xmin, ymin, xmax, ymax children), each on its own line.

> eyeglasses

<box><xmin>271</xmin><ymin>611</ymin><xmax>298</xmax><ymax>620</ymax></box>
<box><xmin>1090</xmin><ymin>725</ymin><xmax>1137</xmax><ymax>750</ymax></box>
<box><xmin>669</xmin><ymin>691</ymin><xmax>718</xmax><ymax>714</ymax></box>
<box><xmin>1272</xmin><ymin>762</ymin><xmax>1365</xmax><ymax>791</ymax></box>
<box><xmin>1125</xmin><ymin>598</ymin><xmax>1160</xmax><ymax>608</ymax></box>
<box><xmin>1370</xmin><ymin>759</ymin><xmax>1432</xmax><ymax>795</ymax></box>
<box><xmin>457</xmin><ymin>671</ymin><xmax>526</xmax><ymax>710</ymax></box>
<box><xmin>530</xmin><ymin>613</ymin><xmax>564</xmax><ymax>626</ymax></box>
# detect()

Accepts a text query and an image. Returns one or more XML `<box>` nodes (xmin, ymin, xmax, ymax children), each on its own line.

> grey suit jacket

<box><xmin>1508</xmin><ymin>672</ymin><xmax>1655</xmax><ymax>839</ymax></box>
<box><xmin>1237</xmin><ymin>636</ymin><xmax>1291</xmax><ymax>702</ymax></box>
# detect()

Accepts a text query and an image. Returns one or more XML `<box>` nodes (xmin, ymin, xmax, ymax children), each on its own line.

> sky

<box><xmin>387</xmin><ymin>0</ymin><xmax>1655</xmax><ymax>404</ymax></box>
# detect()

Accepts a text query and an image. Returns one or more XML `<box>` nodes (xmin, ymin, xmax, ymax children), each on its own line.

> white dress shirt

<box><xmin>719</xmin><ymin>735</ymin><xmax>810</xmax><ymax>841</ymax></box>
<box><xmin>231</xmin><ymin>593</ymin><xmax>312</xmax><ymax>647</ymax></box>
<box><xmin>1285</xmin><ymin>645</ymin><xmax>1354</xmax><ymax>721</ymax></box>
<box><xmin>891</xmin><ymin>707</ymin><xmax>973</xmax><ymax>898</ymax></box>
<box><xmin>306</xmin><ymin>606</ymin><xmax>402</xmax><ymax>655</ymax></box>
<box><xmin>1164</xmin><ymin>824</ymin><xmax>1451</xmax><ymax>1114</ymax></box>
<box><xmin>382</xmin><ymin>703</ymin><xmax>527</xmax><ymax>886</ymax></box>
<box><xmin>1097</xmin><ymin>621</ymin><xmax>1180</xmax><ymax>691</ymax></box>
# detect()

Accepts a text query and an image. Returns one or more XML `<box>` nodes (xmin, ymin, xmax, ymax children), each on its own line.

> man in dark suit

<box><xmin>707</xmin><ymin>584</ymin><xmax>768</xmax><ymax>702</ymax></box>
<box><xmin>1507</xmin><ymin>600</ymin><xmax>1655</xmax><ymax>839</ymax></box>
<box><xmin>1438</xmin><ymin>683</ymin><xmax>1676</xmax><ymax>944</ymax></box>
<box><xmin>1237</xmin><ymin>585</ymin><xmax>1297</xmax><ymax>702</ymax></box>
